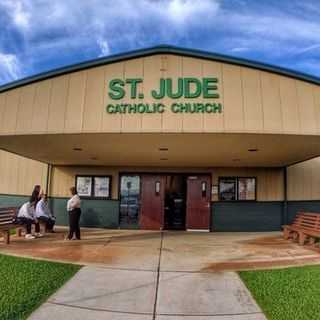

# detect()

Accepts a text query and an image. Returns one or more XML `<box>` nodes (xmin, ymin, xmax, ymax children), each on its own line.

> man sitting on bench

<box><xmin>16</xmin><ymin>201</ymin><xmax>42</xmax><ymax>239</ymax></box>
<box><xmin>35</xmin><ymin>194</ymin><xmax>55</xmax><ymax>232</ymax></box>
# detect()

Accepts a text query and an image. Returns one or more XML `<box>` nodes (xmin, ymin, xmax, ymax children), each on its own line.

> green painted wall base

<box><xmin>0</xmin><ymin>194</ymin><xmax>30</xmax><ymax>207</ymax></box>
<box><xmin>0</xmin><ymin>194</ymin><xmax>120</xmax><ymax>229</ymax></box>
<box><xmin>212</xmin><ymin>201</ymin><xmax>283</xmax><ymax>232</ymax></box>
<box><xmin>49</xmin><ymin>197</ymin><xmax>120</xmax><ymax>228</ymax></box>
<box><xmin>2</xmin><ymin>193</ymin><xmax>320</xmax><ymax>232</ymax></box>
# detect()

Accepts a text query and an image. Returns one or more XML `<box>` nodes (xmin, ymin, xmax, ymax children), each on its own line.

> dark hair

<box><xmin>70</xmin><ymin>186</ymin><xmax>77</xmax><ymax>195</ymax></box>
<box><xmin>30</xmin><ymin>185</ymin><xmax>41</xmax><ymax>203</ymax></box>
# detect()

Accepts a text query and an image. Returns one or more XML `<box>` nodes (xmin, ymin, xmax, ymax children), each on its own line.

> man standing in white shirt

<box><xmin>35</xmin><ymin>194</ymin><xmax>56</xmax><ymax>232</ymax></box>
<box><xmin>66</xmin><ymin>186</ymin><xmax>81</xmax><ymax>240</ymax></box>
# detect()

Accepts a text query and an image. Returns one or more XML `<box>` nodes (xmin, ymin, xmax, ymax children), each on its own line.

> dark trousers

<box><xmin>68</xmin><ymin>208</ymin><xmax>81</xmax><ymax>240</ymax></box>
<box><xmin>38</xmin><ymin>216</ymin><xmax>55</xmax><ymax>231</ymax></box>
<box><xmin>16</xmin><ymin>217</ymin><xmax>39</xmax><ymax>234</ymax></box>
<box><xmin>34</xmin><ymin>221</ymin><xmax>40</xmax><ymax>233</ymax></box>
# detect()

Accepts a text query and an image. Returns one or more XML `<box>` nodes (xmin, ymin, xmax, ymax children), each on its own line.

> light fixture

<box><xmin>73</xmin><ymin>147</ymin><xmax>82</xmax><ymax>151</ymax></box>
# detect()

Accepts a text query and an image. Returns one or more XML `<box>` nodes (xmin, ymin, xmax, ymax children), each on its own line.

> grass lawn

<box><xmin>0</xmin><ymin>254</ymin><xmax>80</xmax><ymax>320</ymax></box>
<box><xmin>239</xmin><ymin>265</ymin><xmax>320</xmax><ymax>320</ymax></box>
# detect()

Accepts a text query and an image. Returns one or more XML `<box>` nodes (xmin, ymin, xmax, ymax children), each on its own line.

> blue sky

<box><xmin>0</xmin><ymin>0</ymin><xmax>320</xmax><ymax>85</ymax></box>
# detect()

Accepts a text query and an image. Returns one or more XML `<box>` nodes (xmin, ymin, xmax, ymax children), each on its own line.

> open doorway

<box><xmin>164</xmin><ymin>174</ymin><xmax>187</xmax><ymax>230</ymax></box>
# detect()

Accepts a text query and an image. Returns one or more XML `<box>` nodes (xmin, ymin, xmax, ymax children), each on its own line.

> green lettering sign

<box><xmin>203</xmin><ymin>78</ymin><xmax>219</xmax><ymax>98</ymax></box>
<box><xmin>151</xmin><ymin>78</ymin><xmax>166</xmax><ymax>99</ymax></box>
<box><xmin>125</xmin><ymin>78</ymin><xmax>143</xmax><ymax>99</ymax></box>
<box><xmin>184</xmin><ymin>78</ymin><xmax>202</xmax><ymax>98</ymax></box>
<box><xmin>167</xmin><ymin>78</ymin><xmax>183</xmax><ymax>99</ymax></box>
<box><xmin>108</xmin><ymin>79</ymin><xmax>125</xmax><ymax>99</ymax></box>
<box><xmin>106</xmin><ymin>76</ymin><xmax>223</xmax><ymax>114</ymax></box>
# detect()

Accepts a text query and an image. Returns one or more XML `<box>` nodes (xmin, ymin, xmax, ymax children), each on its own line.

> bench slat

<box><xmin>0</xmin><ymin>216</ymin><xmax>14</xmax><ymax>221</ymax></box>
<box><xmin>283</xmin><ymin>211</ymin><xmax>320</xmax><ymax>244</ymax></box>
<box><xmin>0</xmin><ymin>222</ymin><xmax>13</xmax><ymax>226</ymax></box>
<box><xmin>0</xmin><ymin>207</ymin><xmax>19</xmax><ymax>245</ymax></box>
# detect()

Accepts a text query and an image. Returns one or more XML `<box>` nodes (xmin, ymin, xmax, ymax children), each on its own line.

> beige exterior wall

<box><xmin>0</xmin><ymin>54</ymin><xmax>319</xmax><ymax>136</ymax></box>
<box><xmin>0</xmin><ymin>150</ymin><xmax>48</xmax><ymax>196</ymax></box>
<box><xmin>50</xmin><ymin>165</ymin><xmax>284</xmax><ymax>201</ymax></box>
<box><xmin>287</xmin><ymin>158</ymin><xmax>320</xmax><ymax>200</ymax></box>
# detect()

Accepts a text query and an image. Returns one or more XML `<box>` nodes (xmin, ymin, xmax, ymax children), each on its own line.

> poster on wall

<box><xmin>238</xmin><ymin>178</ymin><xmax>256</xmax><ymax>200</ymax></box>
<box><xmin>219</xmin><ymin>178</ymin><xmax>236</xmax><ymax>201</ymax></box>
<box><xmin>76</xmin><ymin>176</ymin><xmax>92</xmax><ymax>197</ymax></box>
<box><xmin>94</xmin><ymin>177</ymin><xmax>110</xmax><ymax>198</ymax></box>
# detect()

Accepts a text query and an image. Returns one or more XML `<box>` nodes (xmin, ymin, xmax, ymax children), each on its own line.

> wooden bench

<box><xmin>0</xmin><ymin>207</ymin><xmax>22</xmax><ymax>244</ymax></box>
<box><xmin>283</xmin><ymin>212</ymin><xmax>320</xmax><ymax>245</ymax></box>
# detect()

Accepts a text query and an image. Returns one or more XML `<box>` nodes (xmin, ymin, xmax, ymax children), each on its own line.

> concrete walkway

<box><xmin>28</xmin><ymin>233</ymin><xmax>266</xmax><ymax>320</ymax></box>
<box><xmin>2</xmin><ymin>229</ymin><xmax>320</xmax><ymax>271</ymax></box>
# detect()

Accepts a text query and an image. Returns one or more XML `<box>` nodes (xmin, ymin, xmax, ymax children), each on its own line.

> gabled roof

<box><xmin>1</xmin><ymin>44</ymin><xmax>319</xmax><ymax>93</ymax></box>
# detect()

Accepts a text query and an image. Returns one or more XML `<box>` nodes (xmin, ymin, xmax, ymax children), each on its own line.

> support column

<box><xmin>45</xmin><ymin>164</ymin><xmax>52</xmax><ymax>196</ymax></box>
<box><xmin>282</xmin><ymin>166</ymin><xmax>288</xmax><ymax>225</ymax></box>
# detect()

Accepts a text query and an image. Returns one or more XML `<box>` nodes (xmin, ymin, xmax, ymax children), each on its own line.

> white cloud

<box><xmin>1</xmin><ymin>0</ymin><xmax>30</xmax><ymax>31</ymax></box>
<box><xmin>0</xmin><ymin>53</ymin><xmax>22</xmax><ymax>83</ymax></box>
<box><xmin>0</xmin><ymin>0</ymin><xmax>222</xmax><ymax>50</ymax></box>
<box><xmin>166</xmin><ymin>0</ymin><xmax>220</xmax><ymax>24</ymax></box>
<box><xmin>0</xmin><ymin>0</ymin><xmax>320</xmax><ymax>83</ymax></box>
<box><xmin>230</xmin><ymin>47</ymin><xmax>250</xmax><ymax>53</ymax></box>
<box><xmin>293</xmin><ymin>44</ymin><xmax>320</xmax><ymax>56</ymax></box>
<box><xmin>97</xmin><ymin>38</ymin><xmax>111</xmax><ymax>57</ymax></box>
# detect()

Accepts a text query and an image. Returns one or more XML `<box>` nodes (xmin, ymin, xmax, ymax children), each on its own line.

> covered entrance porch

<box><xmin>1</xmin><ymin>132</ymin><xmax>320</xmax><ymax>231</ymax></box>
<box><xmin>119</xmin><ymin>173</ymin><xmax>211</xmax><ymax>231</ymax></box>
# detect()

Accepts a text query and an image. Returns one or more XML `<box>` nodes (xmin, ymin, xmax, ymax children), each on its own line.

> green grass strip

<box><xmin>239</xmin><ymin>265</ymin><xmax>320</xmax><ymax>320</ymax></box>
<box><xmin>0</xmin><ymin>254</ymin><xmax>81</xmax><ymax>320</ymax></box>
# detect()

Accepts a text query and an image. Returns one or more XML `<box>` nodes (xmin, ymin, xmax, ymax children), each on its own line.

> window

<box><xmin>219</xmin><ymin>177</ymin><xmax>256</xmax><ymax>201</ymax></box>
<box><xmin>238</xmin><ymin>177</ymin><xmax>256</xmax><ymax>201</ymax></box>
<box><xmin>94</xmin><ymin>176</ymin><xmax>111</xmax><ymax>198</ymax></box>
<box><xmin>75</xmin><ymin>175</ymin><xmax>111</xmax><ymax>198</ymax></box>
<box><xmin>76</xmin><ymin>176</ymin><xmax>92</xmax><ymax>197</ymax></box>
<box><xmin>219</xmin><ymin>178</ymin><xmax>237</xmax><ymax>201</ymax></box>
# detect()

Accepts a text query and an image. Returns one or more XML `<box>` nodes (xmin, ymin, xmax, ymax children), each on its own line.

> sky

<box><xmin>0</xmin><ymin>0</ymin><xmax>320</xmax><ymax>85</ymax></box>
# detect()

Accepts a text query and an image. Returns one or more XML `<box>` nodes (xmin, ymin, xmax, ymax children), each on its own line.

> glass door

<box><xmin>119</xmin><ymin>175</ymin><xmax>141</xmax><ymax>228</ymax></box>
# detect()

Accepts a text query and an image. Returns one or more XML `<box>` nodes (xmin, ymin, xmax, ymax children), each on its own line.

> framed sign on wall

<box><xmin>76</xmin><ymin>176</ymin><xmax>92</xmax><ymax>197</ymax></box>
<box><xmin>75</xmin><ymin>175</ymin><xmax>112</xmax><ymax>199</ymax></box>
<box><xmin>218</xmin><ymin>177</ymin><xmax>257</xmax><ymax>201</ymax></box>
<box><xmin>94</xmin><ymin>176</ymin><xmax>111</xmax><ymax>198</ymax></box>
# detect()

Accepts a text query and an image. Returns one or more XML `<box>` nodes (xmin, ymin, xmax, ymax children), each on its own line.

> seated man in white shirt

<box><xmin>35</xmin><ymin>194</ymin><xmax>56</xmax><ymax>232</ymax></box>
<box><xmin>16</xmin><ymin>201</ymin><xmax>39</xmax><ymax>239</ymax></box>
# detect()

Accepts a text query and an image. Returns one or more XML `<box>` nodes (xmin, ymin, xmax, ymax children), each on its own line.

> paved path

<box><xmin>2</xmin><ymin>229</ymin><xmax>319</xmax><ymax>271</ymax></box>
<box><xmin>29</xmin><ymin>233</ymin><xmax>266</xmax><ymax>320</ymax></box>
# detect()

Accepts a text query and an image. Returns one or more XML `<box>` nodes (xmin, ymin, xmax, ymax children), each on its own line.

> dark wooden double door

<box><xmin>139</xmin><ymin>174</ymin><xmax>211</xmax><ymax>230</ymax></box>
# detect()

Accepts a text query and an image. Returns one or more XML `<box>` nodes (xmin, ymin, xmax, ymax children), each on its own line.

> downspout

<box><xmin>45</xmin><ymin>163</ymin><xmax>52</xmax><ymax>196</ymax></box>
<box><xmin>283</xmin><ymin>166</ymin><xmax>288</xmax><ymax>225</ymax></box>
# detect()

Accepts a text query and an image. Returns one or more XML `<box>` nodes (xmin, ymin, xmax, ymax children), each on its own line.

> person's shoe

<box><xmin>35</xmin><ymin>233</ymin><xmax>44</xmax><ymax>238</ymax></box>
<box><xmin>25</xmin><ymin>234</ymin><xmax>35</xmax><ymax>240</ymax></box>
